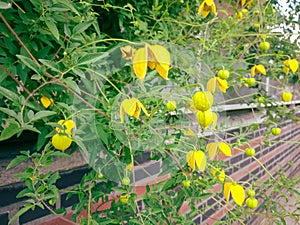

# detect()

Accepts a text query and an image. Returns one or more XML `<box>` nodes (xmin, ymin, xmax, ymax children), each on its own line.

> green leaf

<box><xmin>30</xmin><ymin>111</ymin><xmax>57</xmax><ymax>122</ymax></box>
<box><xmin>0</xmin><ymin>86</ymin><xmax>20</xmax><ymax>104</ymax></box>
<box><xmin>0</xmin><ymin>120</ymin><xmax>22</xmax><ymax>141</ymax></box>
<box><xmin>64</xmin><ymin>77</ymin><xmax>81</xmax><ymax>94</ymax></box>
<box><xmin>48</xmin><ymin>172</ymin><xmax>60</xmax><ymax>185</ymax></box>
<box><xmin>7</xmin><ymin>155</ymin><xmax>28</xmax><ymax>170</ymax></box>
<box><xmin>72</xmin><ymin>21</ymin><xmax>93</xmax><ymax>35</ymax></box>
<box><xmin>0</xmin><ymin>107</ymin><xmax>20</xmax><ymax>121</ymax></box>
<box><xmin>16</xmin><ymin>55</ymin><xmax>41</xmax><ymax>75</ymax></box>
<box><xmin>16</xmin><ymin>188</ymin><xmax>34</xmax><ymax>198</ymax></box>
<box><xmin>39</xmin><ymin>59</ymin><xmax>60</xmax><ymax>72</ymax></box>
<box><xmin>8</xmin><ymin>204</ymin><xmax>32</xmax><ymax>225</ymax></box>
<box><xmin>77</xmin><ymin>52</ymin><xmax>109</xmax><ymax>66</ymax></box>
<box><xmin>53</xmin><ymin>0</ymin><xmax>80</xmax><ymax>15</ymax></box>
<box><xmin>45</xmin><ymin>20</ymin><xmax>60</xmax><ymax>40</ymax></box>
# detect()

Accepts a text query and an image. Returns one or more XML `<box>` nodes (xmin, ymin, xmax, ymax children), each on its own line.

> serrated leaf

<box><xmin>45</xmin><ymin>20</ymin><xmax>59</xmax><ymax>40</ymax></box>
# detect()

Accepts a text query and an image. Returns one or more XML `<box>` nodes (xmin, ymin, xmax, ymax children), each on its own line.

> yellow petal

<box><xmin>281</xmin><ymin>92</ymin><xmax>293</xmax><ymax>102</ymax></box>
<box><xmin>206</xmin><ymin>142</ymin><xmax>218</xmax><ymax>160</ymax></box>
<box><xmin>133</xmin><ymin>47</ymin><xmax>148</xmax><ymax>82</ymax></box>
<box><xmin>40</xmin><ymin>96</ymin><xmax>54</xmax><ymax>109</ymax></box>
<box><xmin>230</xmin><ymin>184</ymin><xmax>245</xmax><ymax>206</ymax></box>
<box><xmin>202</xmin><ymin>9</ymin><xmax>210</xmax><ymax>18</ymax></box>
<box><xmin>211</xmin><ymin>2</ymin><xmax>217</xmax><ymax>15</ymax></box>
<box><xmin>212</xmin><ymin>112</ymin><xmax>218</xmax><ymax>128</ymax></box>
<box><xmin>132</xmin><ymin>103</ymin><xmax>141</xmax><ymax>119</ymax></box>
<box><xmin>137</xmin><ymin>99</ymin><xmax>150</xmax><ymax>117</ymax></box>
<box><xmin>283</xmin><ymin>66</ymin><xmax>290</xmax><ymax>74</ymax></box>
<box><xmin>148</xmin><ymin>61</ymin><xmax>156</xmax><ymax>70</ymax></box>
<box><xmin>216</xmin><ymin>77</ymin><xmax>228</xmax><ymax>93</ymax></box>
<box><xmin>241</xmin><ymin>0</ymin><xmax>246</xmax><ymax>7</ymax></box>
<box><xmin>289</xmin><ymin>59</ymin><xmax>298</xmax><ymax>74</ymax></box>
<box><xmin>183</xmin><ymin>128</ymin><xmax>196</xmax><ymax>136</ymax></box>
<box><xmin>121</xmin><ymin>98</ymin><xmax>139</xmax><ymax>117</ymax></box>
<box><xmin>197</xmin><ymin>1</ymin><xmax>205</xmax><ymax>15</ymax></box>
<box><xmin>224</xmin><ymin>182</ymin><xmax>232</xmax><ymax>203</ymax></box>
<box><xmin>186</xmin><ymin>151</ymin><xmax>196</xmax><ymax>171</ymax></box>
<box><xmin>256</xmin><ymin>64</ymin><xmax>266</xmax><ymax>75</ymax></box>
<box><xmin>196</xmin><ymin>110</ymin><xmax>213</xmax><ymax>129</ymax></box>
<box><xmin>121</xmin><ymin>45</ymin><xmax>134</xmax><ymax>60</ymax></box>
<box><xmin>218</xmin><ymin>142</ymin><xmax>232</xmax><ymax>156</ymax></box>
<box><xmin>56</xmin><ymin>119</ymin><xmax>75</xmax><ymax>136</ymax></box>
<box><xmin>147</xmin><ymin>45</ymin><xmax>171</xmax><ymax>80</ymax></box>
<box><xmin>207</xmin><ymin>77</ymin><xmax>217</xmax><ymax>93</ymax></box>
<box><xmin>126</xmin><ymin>162</ymin><xmax>134</xmax><ymax>171</ymax></box>
<box><xmin>194</xmin><ymin>150</ymin><xmax>206</xmax><ymax>172</ymax></box>
<box><xmin>250</xmin><ymin>66</ymin><xmax>256</xmax><ymax>76</ymax></box>
<box><xmin>52</xmin><ymin>134</ymin><xmax>72</xmax><ymax>151</ymax></box>
<box><xmin>210</xmin><ymin>168</ymin><xmax>225</xmax><ymax>182</ymax></box>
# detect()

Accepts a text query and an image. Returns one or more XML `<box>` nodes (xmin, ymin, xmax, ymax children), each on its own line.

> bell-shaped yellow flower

<box><xmin>56</xmin><ymin>119</ymin><xmax>76</xmax><ymax>136</ymax></box>
<box><xmin>196</xmin><ymin>110</ymin><xmax>213</xmax><ymax>129</ymax></box>
<box><xmin>281</xmin><ymin>92</ymin><xmax>293</xmax><ymax>102</ymax></box>
<box><xmin>210</xmin><ymin>168</ymin><xmax>225</xmax><ymax>182</ymax></box>
<box><xmin>40</xmin><ymin>96</ymin><xmax>54</xmax><ymax>109</ymax></box>
<box><xmin>132</xmin><ymin>44</ymin><xmax>171</xmax><ymax>82</ymax></box>
<box><xmin>52</xmin><ymin>134</ymin><xmax>72</xmax><ymax>151</ymax></box>
<box><xmin>224</xmin><ymin>182</ymin><xmax>245</xmax><ymax>206</ymax></box>
<box><xmin>197</xmin><ymin>0</ymin><xmax>217</xmax><ymax>18</ymax></box>
<box><xmin>206</xmin><ymin>142</ymin><xmax>232</xmax><ymax>160</ymax></box>
<box><xmin>251</xmin><ymin>64</ymin><xmax>266</xmax><ymax>76</ymax></box>
<box><xmin>120</xmin><ymin>98</ymin><xmax>150</xmax><ymax>123</ymax></box>
<box><xmin>241</xmin><ymin>0</ymin><xmax>253</xmax><ymax>7</ymax></box>
<box><xmin>52</xmin><ymin>119</ymin><xmax>76</xmax><ymax>151</ymax></box>
<box><xmin>186</xmin><ymin>150</ymin><xmax>206</xmax><ymax>172</ymax></box>
<box><xmin>207</xmin><ymin>77</ymin><xmax>228</xmax><ymax>93</ymax></box>
<box><xmin>284</xmin><ymin>59</ymin><xmax>298</xmax><ymax>74</ymax></box>
<box><xmin>192</xmin><ymin>91</ymin><xmax>214</xmax><ymax>112</ymax></box>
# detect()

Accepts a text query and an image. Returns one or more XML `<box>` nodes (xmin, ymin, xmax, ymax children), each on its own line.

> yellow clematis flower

<box><xmin>250</xmin><ymin>64</ymin><xmax>266</xmax><ymax>76</ymax></box>
<box><xmin>283</xmin><ymin>59</ymin><xmax>298</xmax><ymax>74</ymax></box>
<box><xmin>210</xmin><ymin>168</ymin><xmax>225</xmax><ymax>182</ymax></box>
<box><xmin>206</xmin><ymin>141</ymin><xmax>232</xmax><ymax>160</ymax></box>
<box><xmin>120</xmin><ymin>98</ymin><xmax>150</xmax><ymax>123</ymax></box>
<box><xmin>186</xmin><ymin>150</ymin><xmax>206</xmax><ymax>172</ymax></box>
<box><xmin>224</xmin><ymin>182</ymin><xmax>245</xmax><ymax>206</ymax></box>
<box><xmin>197</xmin><ymin>0</ymin><xmax>217</xmax><ymax>19</ymax></box>
<box><xmin>52</xmin><ymin>119</ymin><xmax>76</xmax><ymax>151</ymax></box>
<box><xmin>196</xmin><ymin>110</ymin><xmax>213</xmax><ymax>129</ymax></box>
<box><xmin>132</xmin><ymin>44</ymin><xmax>171</xmax><ymax>82</ymax></box>
<box><xmin>40</xmin><ymin>96</ymin><xmax>54</xmax><ymax>109</ymax></box>
<box><xmin>52</xmin><ymin>134</ymin><xmax>72</xmax><ymax>151</ymax></box>
<box><xmin>207</xmin><ymin>77</ymin><xmax>228</xmax><ymax>93</ymax></box>
<box><xmin>241</xmin><ymin>0</ymin><xmax>253</xmax><ymax>7</ymax></box>
<box><xmin>281</xmin><ymin>92</ymin><xmax>293</xmax><ymax>102</ymax></box>
<box><xmin>192</xmin><ymin>91</ymin><xmax>214</xmax><ymax>112</ymax></box>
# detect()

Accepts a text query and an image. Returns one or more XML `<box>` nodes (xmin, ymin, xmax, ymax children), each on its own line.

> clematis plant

<box><xmin>251</xmin><ymin>64</ymin><xmax>266</xmax><ymax>76</ymax></box>
<box><xmin>283</xmin><ymin>59</ymin><xmax>298</xmax><ymax>74</ymax></box>
<box><xmin>206</xmin><ymin>142</ymin><xmax>232</xmax><ymax>160</ymax></box>
<box><xmin>186</xmin><ymin>150</ymin><xmax>207</xmax><ymax>172</ymax></box>
<box><xmin>52</xmin><ymin>119</ymin><xmax>76</xmax><ymax>151</ymax></box>
<box><xmin>224</xmin><ymin>182</ymin><xmax>245</xmax><ymax>206</ymax></box>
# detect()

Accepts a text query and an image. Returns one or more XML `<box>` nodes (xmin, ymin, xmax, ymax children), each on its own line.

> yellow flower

<box><xmin>166</xmin><ymin>100</ymin><xmax>176</xmax><ymax>112</ymax></box>
<box><xmin>210</xmin><ymin>168</ymin><xmax>225</xmax><ymax>182</ymax></box>
<box><xmin>192</xmin><ymin>91</ymin><xmax>214</xmax><ymax>112</ymax></box>
<box><xmin>55</xmin><ymin>119</ymin><xmax>76</xmax><ymax>136</ymax></box>
<box><xmin>52</xmin><ymin>134</ymin><xmax>72</xmax><ymax>151</ymax></box>
<box><xmin>126</xmin><ymin>161</ymin><xmax>134</xmax><ymax>171</ymax></box>
<box><xmin>224</xmin><ymin>182</ymin><xmax>245</xmax><ymax>206</ymax></box>
<box><xmin>284</xmin><ymin>59</ymin><xmax>298</xmax><ymax>74</ymax></box>
<box><xmin>206</xmin><ymin>142</ymin><xmax>232</xmax><ymax>160</ymax></box>
<box><xmin>120</xmin><ymin>98</ymin><xmax>150</xmax><ymax>123</ymax></box>
<box><xmin>235</xmin><ymin>11</ymin><xmax>243</xmax><ymax>20</ymax></box>
<box><xmin>197</xmin><ymin>0</ymin><xmax>217</xmax><ymax>19</ymax></box>
<box><xmin>196</xmin><ymin>110</ymin><xmax>213</xmax><ymax>129</ymax></box>
<box><xmin>250</xmin><ymin>64</ymin><xmax>266</xmax><ymax>76</ymax></box>
<box><xmin>186</xmin><ymin>150</ymin><xmax>206</xmax><ymax>172</ymax></box>
<box><xmin>40</xmin><ymin>96</ymin><xmax>54</xmax><ymax>109</ymax></box>
<box><xmin>281</xmin><ymin>92</ymin><xmax>293</xmax><ymax>102</ymax></box>
<box><xmin>207</xmin><ymin>77</ymin><xmax>228</xmax><ymax>93</ymax></box>
<box><xmin>132</xmin><ymin>44</ymin><xmax>171</xmax><ymax>82</ymax></box>
<box><xmin>241</xmin><ymin>0</ymin><xmax>253</xmax><ymax>7</ymax></box>
<box><xmin>52</xmin><ymin>119</ymin><xmax>76</xmax><ymax>151</ymax></box>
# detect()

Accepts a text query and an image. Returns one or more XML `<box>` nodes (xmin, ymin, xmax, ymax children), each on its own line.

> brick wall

<box><xmin>0</xmin><ymin>115</ymin><xmax>299</xmax><ymax>225</ymax></box>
